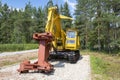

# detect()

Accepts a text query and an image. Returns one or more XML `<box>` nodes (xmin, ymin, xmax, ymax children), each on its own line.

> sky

<box><xmin>1</xmin><ymin>0</ymin><xmax>76</xmax><ymax>16</ymax></box>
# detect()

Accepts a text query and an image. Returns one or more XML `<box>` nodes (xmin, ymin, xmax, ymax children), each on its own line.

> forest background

<box><xmin>0</xmin><ymin>0</ymin><xmax>120</xmax><ymax>53</ymax></box>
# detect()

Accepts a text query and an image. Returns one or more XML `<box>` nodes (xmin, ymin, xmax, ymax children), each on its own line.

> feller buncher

<box><xmin>17</xmin><ymin>6</ymin><xmax>80</xmax><ymax>73</ymax></box>
<box><xmin>46</xmin><ymin>7</ymin><xmax>80</xmax><ymax>63</ymax></box>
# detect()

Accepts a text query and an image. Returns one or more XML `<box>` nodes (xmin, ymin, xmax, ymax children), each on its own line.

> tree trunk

<box><xmin>98</xmin><ymin>23</ymin><xmax>101</xmax><ymax>51</ymax></box>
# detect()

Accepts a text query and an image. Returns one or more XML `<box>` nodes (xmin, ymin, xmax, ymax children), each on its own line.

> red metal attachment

<box><xmin>17</xmin><ymin>32</ymin><xmax>54</xmax><ymax>73</ymax></box>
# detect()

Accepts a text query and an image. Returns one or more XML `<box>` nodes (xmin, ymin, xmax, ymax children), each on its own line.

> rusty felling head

<box><xmin>33</xmin><ymin>32</ymin><xmax>54</xmax><ymax>41</ymax></box>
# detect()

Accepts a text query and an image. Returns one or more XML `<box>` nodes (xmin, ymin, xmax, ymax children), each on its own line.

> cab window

<box><xmin>67</xmin><ymin>31</ymin><xmax>76</xmax><ymax>38</ymax></box>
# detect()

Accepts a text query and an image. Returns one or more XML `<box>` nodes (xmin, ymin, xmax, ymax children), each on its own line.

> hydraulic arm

<box><xmin>45</xmin><ymin>7</ymin><xmax>73</xmax><ymax>51</ymax></box>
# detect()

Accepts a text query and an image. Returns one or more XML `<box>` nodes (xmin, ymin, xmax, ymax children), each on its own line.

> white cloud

<box><xmin>63</xmin><ymin>0</ymin><xmax>76</xmax><ymax>14</ymax></box>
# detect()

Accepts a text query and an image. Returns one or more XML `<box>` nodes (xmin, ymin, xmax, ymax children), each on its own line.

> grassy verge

<box><xmin>81</xmin><ymin>50</ymin><xmax>120</xmax><ymax>80</ymax></box>
<box><xmin>0</xmin><ymin>44</ymin><xmax>38</xmax><ymax>52</ymax></box>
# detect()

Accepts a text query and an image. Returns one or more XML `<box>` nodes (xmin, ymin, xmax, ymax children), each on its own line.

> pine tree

<box><xmin>0</xmin><ymin>1</ymin><xmax>2</xmax><ymax>43</ymax></box>
<box><xmin>61</xmin><ymin>2</ymin><xmax>72</xmax><ymax>30</ymax></box>
<box><xmin>0</xmin><ymin>3</ymin><xmax>13</xmax><ymax>43</ymax></box>
<box><xmin>47</xmin><ymin>0</ymin><xmax>53</xmax><ymax>7</ymax></box>
<box><xmin>74</xmin><ymin>0</ymin><xmax>92</xmax><ymax>49</ymax></box>
<box><xmin>74</xmin><ymin>0</ymin><xmax>120</xmax><ymax>52</ymax></box>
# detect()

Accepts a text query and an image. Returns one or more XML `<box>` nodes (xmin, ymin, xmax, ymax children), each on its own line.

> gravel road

<box><xmin>0</xmin><ymin>49</ymin><xmax>38</xmax><ymax>57</ymax></box>
<box><xmin>0</xmin><ymin>55</ymin><xmax>91</xmax><ymax>80</ymax></box>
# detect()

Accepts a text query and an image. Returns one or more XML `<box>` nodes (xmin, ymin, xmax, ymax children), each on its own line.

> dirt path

<box><xmin>0</xmin><ymin>49</ymin><xmax>38</xmax><ymax>57</ymax></box>
<box><xmin>0</xmin><ymin>55</ymin><xmax>91</xmax><ymax>80</ymax></box>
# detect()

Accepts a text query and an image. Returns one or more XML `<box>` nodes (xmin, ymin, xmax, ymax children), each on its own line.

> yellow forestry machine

<box><xmin>17</xmin><ymin>6</ymin><xmax>80</xmax><ymax>73</ymax></box>
<box><xmin>46</xmin><ymin>6</ymin><xmax>80</xmax><ymax>63</ymax></box>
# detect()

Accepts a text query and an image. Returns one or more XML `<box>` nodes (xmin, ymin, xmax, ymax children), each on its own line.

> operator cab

<box><xmin>66</xmin><ymin>30</ymin><xmax>76</xmax><ymax>44</ymax></box>
<box><xmin>65</xmin><ymin>30</ymin><xmax>77</xmax><ymax>50</ymax></box>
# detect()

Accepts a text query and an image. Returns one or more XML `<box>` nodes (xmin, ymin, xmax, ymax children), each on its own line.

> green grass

<box><xmin>90</xmin><ymin>55</ymin><xmax>109</xmax><ymax>80</ymax></box>
<box><xmin>81</xmin><ymin>50</ymin><xmax>120</xmax><ymax>80</ymax></box>
<box><xmin>91</xmin><ymin>56</ymin><xmax>107</xmax><ymax>74</ymax></box>
<box><xmin>0</xmin><ymin>44</ymin><xmax>38</xmax><ymax>52</ymax></box>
